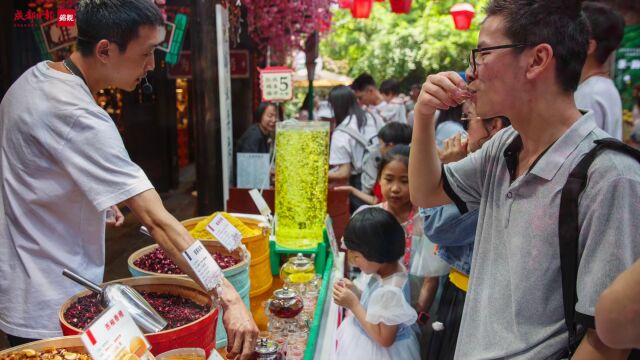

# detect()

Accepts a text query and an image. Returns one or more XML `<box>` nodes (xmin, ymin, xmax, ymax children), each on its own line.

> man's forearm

<box><xmin>219</xmin><ymin>277</ymin><xmax>245</xmax><ymax>310</ymax></box>
<box><xmin>328</xmin><ymin>163</ymin><xmax>351</xmax><ymax>181</ymax></box>
<box><xmin>126</xmin><ymin>190</ymin><xmax>215</xmax><ymax>292</ymax></box>
<box><xmin>573</xmin><ymin>329</ymin><xmax>630</xmax><ymax>360</ymax></box>
<box><xmin>409</xmin><ymin>110</ymin><xmax>447</xmax><ymax>208</ymax></box>
<box><xmin>417</xmin><ymin>276</ymin><xmax>439</xmax><ymax>312</ymax></box>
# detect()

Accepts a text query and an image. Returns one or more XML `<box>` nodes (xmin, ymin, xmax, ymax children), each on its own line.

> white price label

<box><xmin>205</xmin><ymin>213</ymin><xmax>243</xmax><ymax>251</ymax></box>
<box><xmin>249</xmin><ymin>189</ymin><xmax>272</xmax><ymax>218</ymax></box>
<box><xmin>80</xmin><ymin>302</ymin><xmax>151</xmax><ymax>360</ymax></box>
<box><xmin>325</xmin><ymin>215</ymin><xmax>339</xmax><ymax>258</ymax></box>
<box><xmin>183</xmin><ymin>241</ymin><xmax>224</xmax><ymax>292</ymax></box>
<box><xmin>260</xmin><ymin>67</ymin><xmax>294</xmax><ymax>101</ymax></box>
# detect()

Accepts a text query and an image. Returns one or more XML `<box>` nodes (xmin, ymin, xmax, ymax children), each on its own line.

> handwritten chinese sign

<box><xmin>259</xmin><ymin>67</ymin><xmax>294</xmax><ymax>102</ymax></box>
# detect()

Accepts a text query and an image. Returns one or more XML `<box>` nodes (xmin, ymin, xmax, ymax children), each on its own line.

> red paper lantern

<box><xmin>375</xmin><ymin>0</ymin><xmax>385</xmax><ymax>2</ymax></box>
<box><xmin>390</xmin><ymin>0</ymin><xmax>411</xmax><ymax>14</ymax></box>
<box><xmin>450</xmin><ymin>3</ymin><xmax>475</xmax><ymax>30</ymax></box>
<box><xmin>338</xmin><ymin>0</ymin><xmax>352</xmax><ymax>9</ymax></box>
<box><xmin>351</xmin><ymin>0</ymin><xmax>373</xmax><ymax>18</ymax></box>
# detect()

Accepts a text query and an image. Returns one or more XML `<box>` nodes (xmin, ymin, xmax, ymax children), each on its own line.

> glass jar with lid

<box><xmin>266</xmin><ymin>286</ymin><xmax>304</xmax><ymax>319</ymax></box>
<box><xmin>250</xmin><ymin>338</ymin><xmax>284</xmax><ymax>360</ymax></box>
<box><xmin>280</xmin><ymin>253</ymin><xmax>315</xmax><ymax>284</ymax></box>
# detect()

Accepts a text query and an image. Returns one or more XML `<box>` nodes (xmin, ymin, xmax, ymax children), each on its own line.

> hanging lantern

<box><xmin>338</xmin><ymin>0</ymin><xmax>352</xmax><ymax>9</ymax></box>
<box><xmin>450</xmin><ymin>3</ymin><xmax>475</xmax><ymax>30</ymax></box>
<box><xmin>351</xmin><ymin>0</ymin><xmax>373</xmax><ymax>18</ymax></box>
<box><xmin>390</xmin><ymin>0</ymin><xmax>411</xmax><ymax>14</ymax></box>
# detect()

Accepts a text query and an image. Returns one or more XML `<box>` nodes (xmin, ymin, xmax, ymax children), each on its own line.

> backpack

<box><xmin>334</xmin><ymin>112</ymin><xmax>382</xmax><ymax>174</ymax></box>
<box><xmin>559</xmin><ymin>138</ymin><xmax>640</xmax><ymax>358</ymax></box>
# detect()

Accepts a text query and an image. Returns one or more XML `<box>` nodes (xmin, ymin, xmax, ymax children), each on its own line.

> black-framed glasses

<box><xmin>460</xmin><ymin>114</ymin><xmax>510</xmax><ymax>130</ymax></box>
<box><xmin>469</xmin><ymin>43</ymin><xmax>530</xmax><ymax>75</ymax></box>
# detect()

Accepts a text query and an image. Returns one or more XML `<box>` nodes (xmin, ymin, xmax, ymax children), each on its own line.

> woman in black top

<box><xmin>237</xmin><ymin>102</ymin><xmax>279</xmax><ymax>153</ymax></box>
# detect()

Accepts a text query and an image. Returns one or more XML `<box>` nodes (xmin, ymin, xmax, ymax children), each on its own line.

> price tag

<box><xmin>183</xmin><ymin>241</ymin><xmax>224</xmax><ymax>292</ymax></box>
<box><xmin>205</xmin><ymin>213</ymin><xmax>243</xmax><ymax>251</ymax></box>
<box><xmin>249</xmin><ymin>189</ymin><xmax>272</xmax><ymax>218</ymax></box>
<box><xmin>259</xmin><ymin>67</ymin><xmax>294</xmax><ymax>102</ymax></box>
<box><xmin>325</xmin><ymin>215</ymin><xmax>340</xmax><ymax>259</ymax></box>
<box><xmin>80</xmin><ymin>302</ymin><xmax>151</xmax><ymax>360</ymax></box>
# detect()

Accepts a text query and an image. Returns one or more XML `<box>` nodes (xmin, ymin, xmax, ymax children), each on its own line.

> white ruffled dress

<box><xmin>333</xmin><ymin>270</ymin><xmax>420</xmax><ymax>360</ymax></box>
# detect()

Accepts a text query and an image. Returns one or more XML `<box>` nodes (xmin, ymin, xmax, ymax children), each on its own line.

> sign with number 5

<box><xmin>259</xmin><ymin>67</ymin><xmax>294</xmax><ymax>102</ymax></box>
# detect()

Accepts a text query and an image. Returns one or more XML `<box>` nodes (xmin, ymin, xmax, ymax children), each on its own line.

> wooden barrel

<box><xmin>59</xmin><ymin>276</ymin><xmax>219</xmax><ymax>358</ymax></box>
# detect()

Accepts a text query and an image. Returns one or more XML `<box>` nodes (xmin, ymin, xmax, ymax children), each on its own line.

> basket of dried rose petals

<box><xmin>59</xmin><ymin>276</ymin><xmax>219</xmax><ymax>358</ymax></box>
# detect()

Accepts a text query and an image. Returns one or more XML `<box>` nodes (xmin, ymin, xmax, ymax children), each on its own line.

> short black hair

<box><xmin>255</xmin><ymin>102</ymin><xmax>280</xmax><ymax>123</ymax></box>
<box><xmin>435</xmin><ymin>104</ymin><xmax>464</xmax><ymax>130</ymax></box>
<box><xmin>582</xmin><ymin>2</ymin><xmax>625</xmax><ymax>65</ymax></box>
<box><xmin>378</xmin><ymin>122</ymin><xmax>412</xmax><ymax>145</ymax></box>
<box><xmin>485</xmin><ymin>0</ymin><xmax>589</xmax><ymax>92</ymax></box>
<box><xmin>351</xmin><ymin>73</ymin><xmax>377</xmax><ymax>92</ymax></box>
<box><xmin>483</xmin><ymin>115</ymin><xmax>511</xmax><ymax>129</ymax></box>
<box><xmin>380</xmin><ymin>79</ymin><xmax>401</xmax><ymax>96</ymax></box>
<box><xmin>344</xmin><ymin>207</ymin><xmax>405</xmax><ymax>264</ymax></box>
<box><xmin>378</xmin><ymin>144</ymin><xmax>410</xmax><ymax>179</ymax></box>
<box><xmin>410</xmin><ymin>84</ymin><xmax>422</xmax><ymax>91</ymax></box>
<box><xmin>76</xmin><ymin>0</ymin><xmax>164</xmax><ymax>57</ymax></box>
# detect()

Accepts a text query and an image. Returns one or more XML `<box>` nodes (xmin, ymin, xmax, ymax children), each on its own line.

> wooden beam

<box><xmin>191</xmin><ymin>0</ymin><xmax>224</xmax><ymax>214</ymax></box>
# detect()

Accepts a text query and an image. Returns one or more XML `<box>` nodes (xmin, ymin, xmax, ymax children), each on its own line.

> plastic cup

<box><xmin>274</xmin><ymin>336</ymin><xmax>288</xmax><ymax>353</ymax></box>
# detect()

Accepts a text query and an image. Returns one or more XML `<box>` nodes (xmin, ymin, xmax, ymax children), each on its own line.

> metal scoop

<box><xmin>62</xmin><ymin>269</ymin><xmax>167</xmax><ymax>333</ymax></box>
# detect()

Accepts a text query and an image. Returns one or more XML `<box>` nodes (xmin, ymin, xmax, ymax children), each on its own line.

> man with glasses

<box><xmin>409</xmin><ymin>0</ymin><xmax>640</xmax><ymax>358</ymax></box>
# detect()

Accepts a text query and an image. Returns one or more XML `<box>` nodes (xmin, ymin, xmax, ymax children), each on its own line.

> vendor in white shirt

<box><xmin>351</xmin><ymin>73</ymin><xmax>406</xmax><ymax>124</ymax></box>
<box><xmin>0</xmin><ymin>1</ymin><xmax>258</xmax><ymax>358</ymax></box>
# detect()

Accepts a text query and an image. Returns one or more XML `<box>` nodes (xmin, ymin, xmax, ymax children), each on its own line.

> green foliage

<box><xmin>321</xmin><ymin>0</ymin><xmax>488</xmax><ymax>89</ymax></box>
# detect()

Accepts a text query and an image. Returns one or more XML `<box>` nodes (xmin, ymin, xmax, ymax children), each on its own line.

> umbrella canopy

<box><xmin>293</xmin><ymin>69</ymin><xmax>353</xmax><ymax>88</ymax></box>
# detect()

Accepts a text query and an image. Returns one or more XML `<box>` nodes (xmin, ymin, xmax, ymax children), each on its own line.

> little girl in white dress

<box><xmin>332</xmin><ymin>207</ymin><xmax>420</xmax><ymax>360</ymax></box>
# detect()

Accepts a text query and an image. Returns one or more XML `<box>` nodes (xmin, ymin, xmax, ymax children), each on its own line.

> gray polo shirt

<box><xmin>442</xmin><ymin>112</ymin><xmax>640</xmax><ymax>359</ymax></box>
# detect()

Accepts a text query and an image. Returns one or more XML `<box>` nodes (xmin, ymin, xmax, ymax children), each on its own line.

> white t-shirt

<box><xmin>371</xmin><ymin>99</ymin><xmax>407</xmax><ymax>124</ymax></box>
<box><xmin>0</xmin><ymin>62</ymin><xmax>154</xmax><ymax>338</ymax></box>
<box><xmin>574</xmin><ymin>76</ymin><xmax>622</xmax><ymax>140</ymax></box>
<box><xmin>329</xmin><ymin>113</ymin><xmax>381</xmax><ymax>175</ymax></box>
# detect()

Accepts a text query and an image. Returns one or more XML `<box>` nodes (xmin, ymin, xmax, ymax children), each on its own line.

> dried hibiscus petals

<box><xmin>139</xmin><ymin>291</ymin><xmax>209</xmax><ymax>329</ymax></box>
<box><xmin>212</xmin><ymin>252</ymin><xmax>241</xmax><ymax>270</ymax></box>
<box><xmin>63</xmin><ymin>292</ymin><xmax>210</xmax><ymax>330</ymax></box>
<box><xmin>63</xmin><ymin>293</ymin><xmax>103</xmax><ymax>329</ymax></box>
<box><xmin>134</xmin><ymin>247</ymin><xmax>183</xmax><ymax>274</ymax></box>
<box><xmin>134</xmin><ymin>247</ymin><xmax>240</xmax><ymax>274</ymax></box>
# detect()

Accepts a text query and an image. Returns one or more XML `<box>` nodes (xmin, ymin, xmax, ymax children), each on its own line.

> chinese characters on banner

<box><xmin>13</xmin><ymin>9</ymin><xmax>56</xmax><ymax>26</ymax></box>
<box><xmin>259</xmin><ymin>67</ymin><xmax>294</xmax><ymax>102</ymax></box>
<box><xmin>14</xmin><ymin>8</ymin><xmax>75</xmax><ymax>27</ymax></box>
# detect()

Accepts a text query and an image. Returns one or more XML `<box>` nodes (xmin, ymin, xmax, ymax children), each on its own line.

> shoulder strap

<box><xmin>558</xmin><ymin>138</ymin><xmax>640</xmax><ymax>354</ymax></box>
<box><xmin>335</xmin><ymin>125</ymin><xmax>369</xmax><ymax>148</ymax></box>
